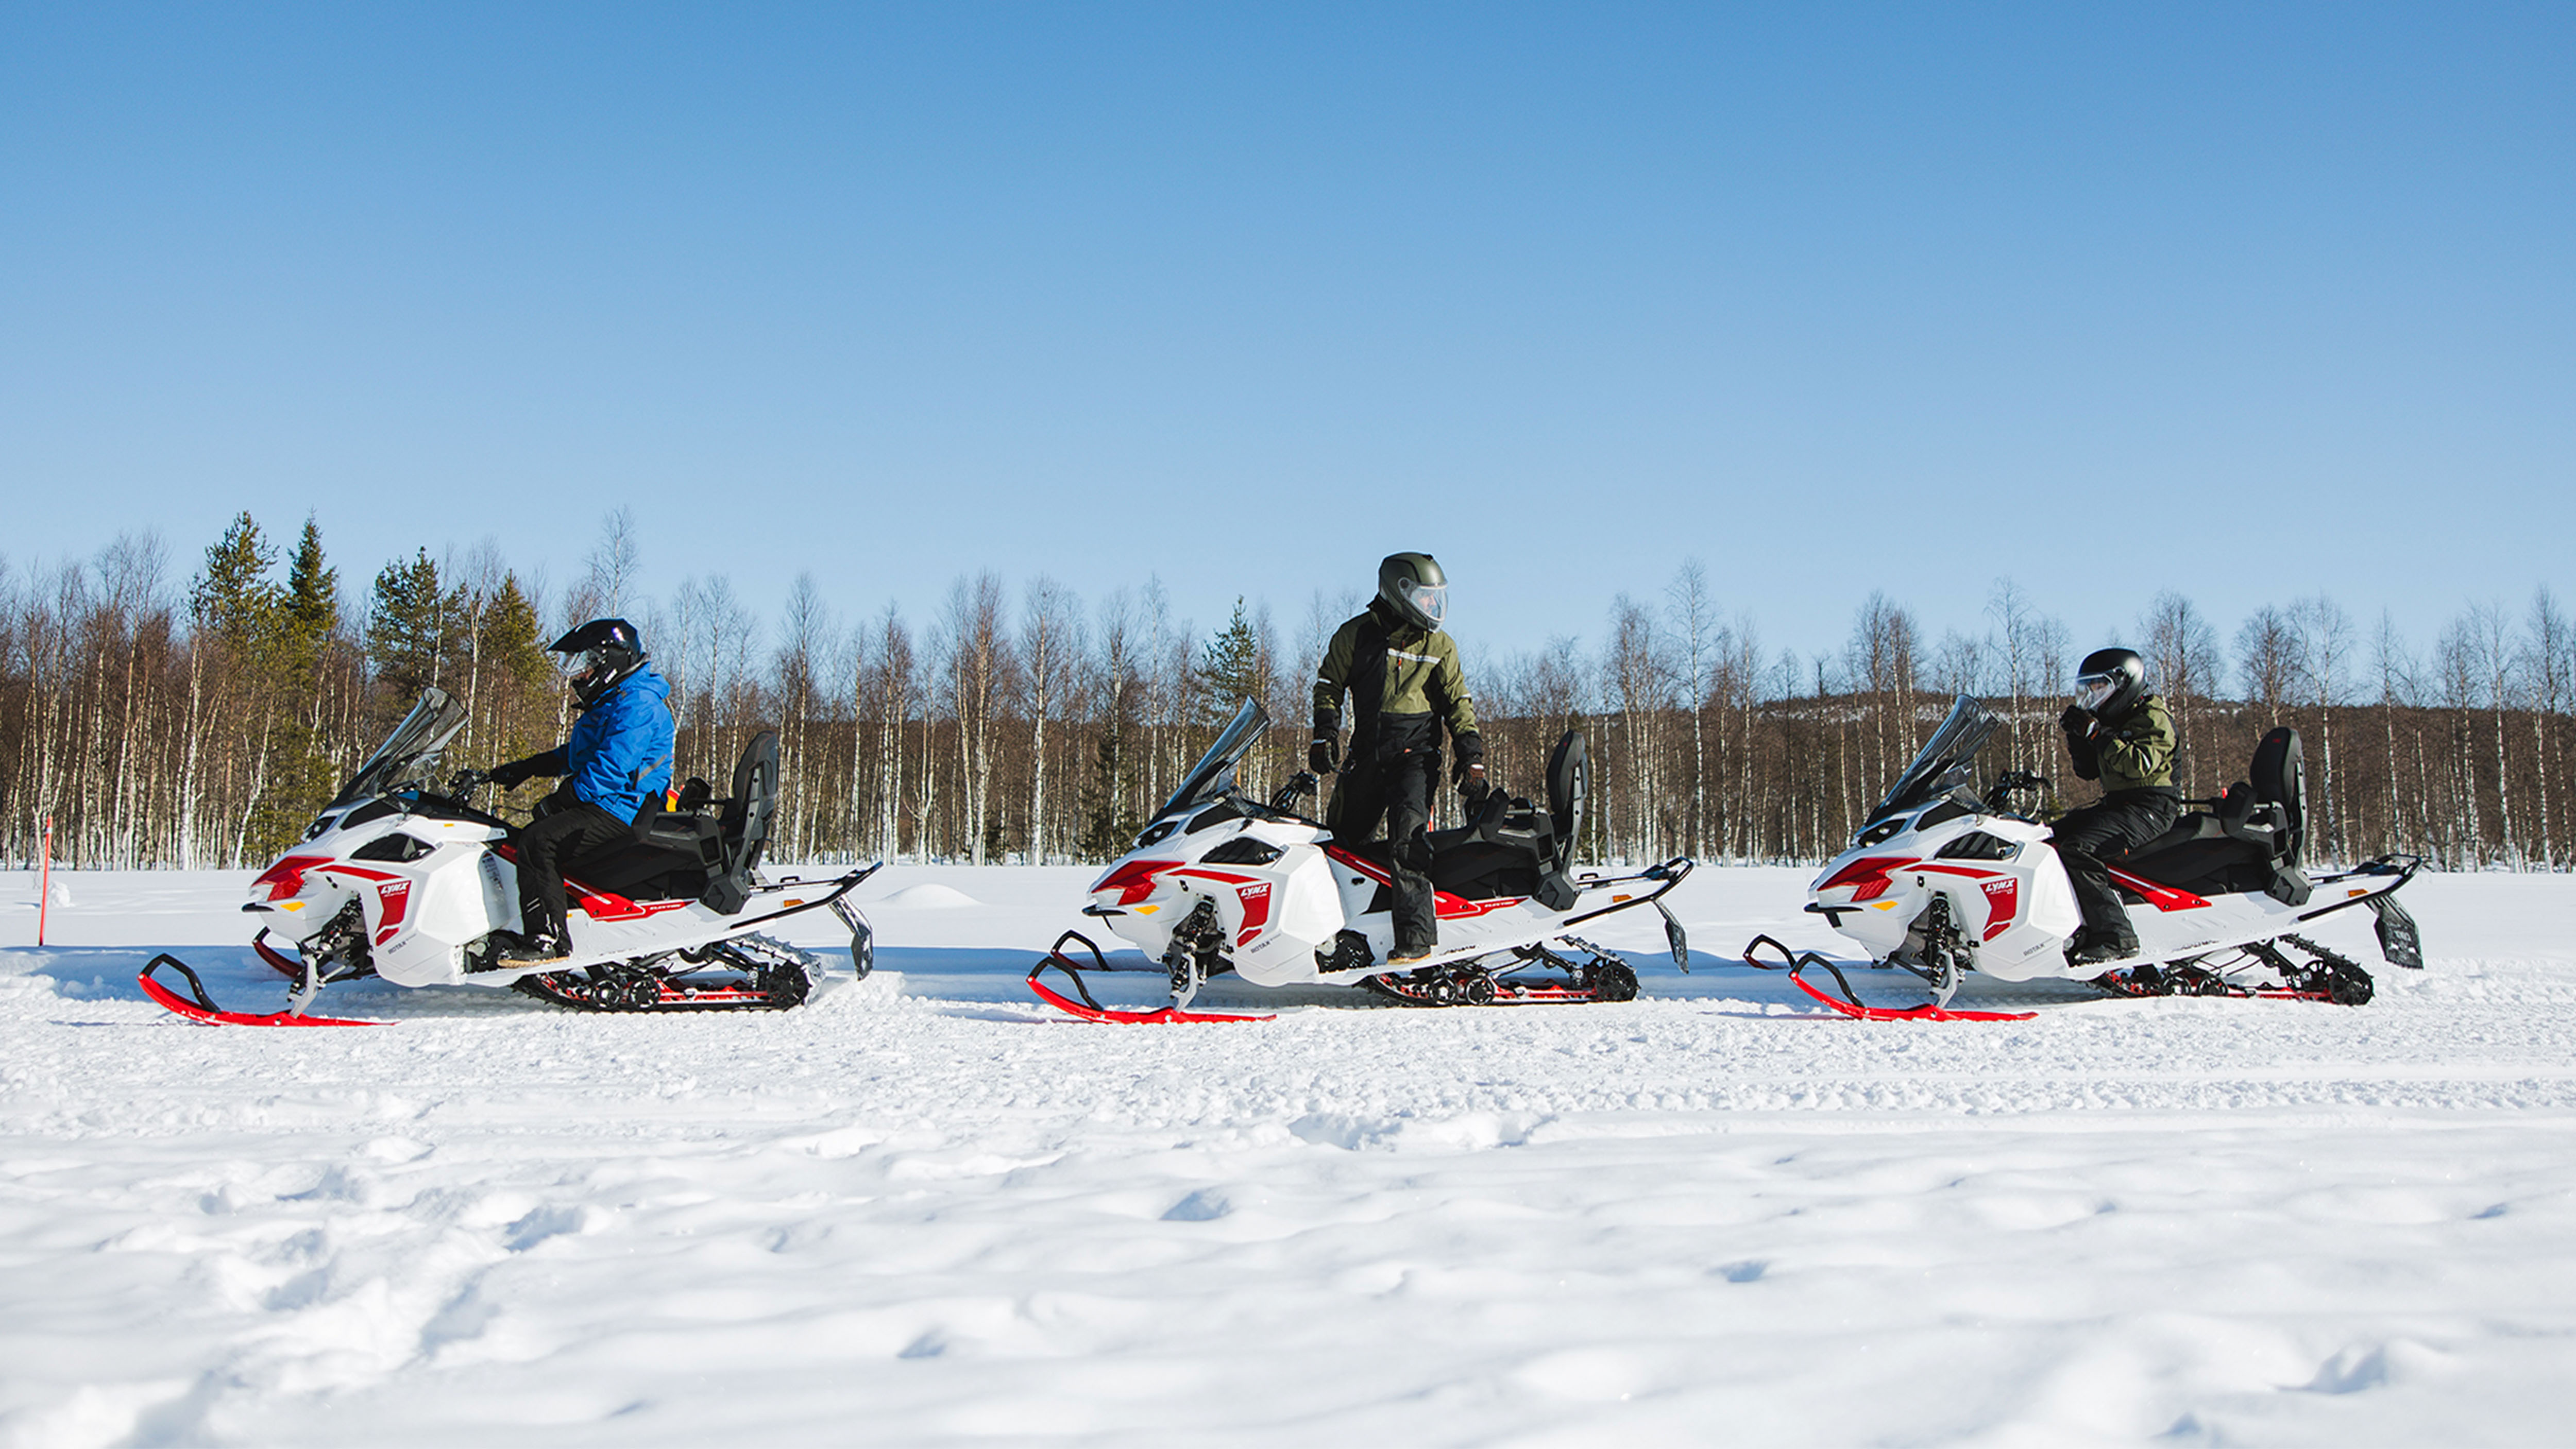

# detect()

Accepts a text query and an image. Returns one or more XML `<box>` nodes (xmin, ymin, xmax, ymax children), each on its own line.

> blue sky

<box><xmin>3</xmin><ymin>3</ymin><xmax>2569</xmax><ymax>666</ymax></box>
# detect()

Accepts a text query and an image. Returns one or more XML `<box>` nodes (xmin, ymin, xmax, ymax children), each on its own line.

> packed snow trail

<box><xmin>3</xmin><ymin>867</ymin><xmax>2573</xmax><ymax>1445</ymax></box>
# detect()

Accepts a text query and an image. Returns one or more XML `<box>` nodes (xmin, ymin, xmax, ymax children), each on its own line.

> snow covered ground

<box><xmin>3</xmin><ymin>865</ymin><xmax>2572</xmax><ymax>1447</ymax></box>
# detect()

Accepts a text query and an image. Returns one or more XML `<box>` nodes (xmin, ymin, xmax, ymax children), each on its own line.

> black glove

<box><xmin>1451</xmin><ymin>732</ymin><xmax>1488</xmax><ymax>800</ymax></box>
<box><xmin>1309</xmin><ymin>737</ymin><xmax>1338</xmax><ymax>775</ymax></box>
<box><xmin>489</xmin><ymin>757</ymin><xmax>539</xmax><ymax>790</ymax></box>
<box><xmin>2059</xmin><ymin>704</ymin><xmax>2093</xmax><ymax>737</ymax></box>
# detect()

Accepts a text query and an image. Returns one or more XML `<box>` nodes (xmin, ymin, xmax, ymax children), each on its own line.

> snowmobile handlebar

<box><xmin>1982</xmin><ymin>770</ymin><xmax>2044</xmax><ymax>812</ymax></box>
<box><xmin>444</xmin><ymin>768</ymin><xmax>490</xmax><ymax>800</ymax></box>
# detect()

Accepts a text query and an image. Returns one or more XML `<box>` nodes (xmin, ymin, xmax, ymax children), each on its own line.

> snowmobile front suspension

<box><xmin>1025</xmin><ymin>931</ymin><xmax>1273</xmax><ymax>1024</ymax></box>
<box><xmin>1739</xmin><ymin>935</ymin><xmax>2037</xmax><ymax>1023</ymax></box>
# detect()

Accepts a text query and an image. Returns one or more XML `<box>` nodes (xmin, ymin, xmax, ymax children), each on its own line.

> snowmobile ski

<box><xmin>1742</xmin><ymin>935</ymin><xmax>2037</xmax><ymax>1022</ymax></box>
<box><xmin>1027</xmin><ymin>932</ymin><xmax>1273</xmax><ymax>1023</ymax></box>
<box><xmin>140</xmin><ymin>954</ymin><xmax>389</xmax><ymax>1028</ymax></box>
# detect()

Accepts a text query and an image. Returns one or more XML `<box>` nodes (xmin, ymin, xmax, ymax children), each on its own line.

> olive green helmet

<box><xmin>1377</xmin><ymin>552</ymin><xmax>1449</xmax><ymax>632</ymax></box>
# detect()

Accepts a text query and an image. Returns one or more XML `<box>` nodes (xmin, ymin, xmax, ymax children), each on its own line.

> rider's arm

<box><xmin>1432</xmin><ymin>634</ymin><xmax>1481</xmax><ymax>742</ymax></box>
<box><xmin>1312</xmin><ymin>618</ymin><xmax>1356</xmax><ymax>742</ymax></box>
<box><xmin>2095</xmin><ymin>703</ymin><xmax>2176</xmax><ymax>788</ymax></box>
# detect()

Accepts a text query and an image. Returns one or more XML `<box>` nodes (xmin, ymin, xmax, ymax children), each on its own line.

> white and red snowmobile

<box><xmin>140</xmin><ymin>688</ymin><xmax>877</xmax><ymax>1026</ymax></box>
<box><xmin>1028</xmin><ymin>698</ymin><xmax>1692</xmax><ymax>1022</ymax></box>
<box><xmin>1744</xmin><ymin>694</ymin><xmax>2424</xmax><ymax>1021</ymax></box>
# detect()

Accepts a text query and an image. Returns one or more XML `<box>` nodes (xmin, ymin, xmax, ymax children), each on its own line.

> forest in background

<box><xmin>3</xmin><ymin>509</ymin><xmax>2569</xmax><ymax>874</ymax></box>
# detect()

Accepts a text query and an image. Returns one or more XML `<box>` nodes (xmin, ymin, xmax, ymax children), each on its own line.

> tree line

<box><xmin>3</xmin><ymin>512</ymin><xmax>2568</xmax><ymax>873</ymax></box>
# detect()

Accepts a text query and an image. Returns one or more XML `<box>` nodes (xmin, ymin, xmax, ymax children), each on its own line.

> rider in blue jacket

<box><xmin>487</xmin><ymin>619</ymin><xmax>675</xmax><ymax>962</ymax></box>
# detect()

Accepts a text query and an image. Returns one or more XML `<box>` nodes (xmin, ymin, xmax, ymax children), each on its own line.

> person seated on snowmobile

<box><xmin>1310</xmin><ymin>552</ymin><xmax>1487</xmax><ymax>966</ymax></box>
<box><xmin>484</xmin><ymin>618</ymin><xmax>676</xmax><ymax>964</ymax></box>
<box><xmin>2053</xmin><ymin>647</ymin><xmax>2180</xmax><ymax>967</ymax></box>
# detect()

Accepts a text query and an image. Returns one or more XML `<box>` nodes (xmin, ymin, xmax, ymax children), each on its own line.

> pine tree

<box><xmin>280</xmin><ymin>516</ymin><xmax>339</xmax><ymax>658</ymax></box>
<box><xmin>1195</xmin><ymin>598</ymin><xmax>1264</xmax><ymax>723</ymax></box>
<box><xmin>367</xmin><ymin>549</ymin><xmax>450</xmax><ymax>703</ymax></box>
<box><xmin>191</xmin><ymin>512</ymin><xmax>278</xmax><ymax>644</ymax></box>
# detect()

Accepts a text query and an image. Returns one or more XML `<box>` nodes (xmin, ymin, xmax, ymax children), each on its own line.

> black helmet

<box><xmin>1376</xmin><ymin>552</ymin><xmax>1449</xmax><ymax>633</ymax></box>
<box><xmin>2074</xmin><ymin>647</ymin><xmax>2147</xmax><ymax>722</ymax></box>
<box><xmin>550</xmin><ymin>618</ymin><xmax>648</xmax><ymax>707</ymax></box>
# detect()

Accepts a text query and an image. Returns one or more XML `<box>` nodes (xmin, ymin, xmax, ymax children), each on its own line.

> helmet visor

<box><xmin>2074</xmin><ymin>672</ymin><xmax>2117</xmax><ymax>712</ymax></box>
<box><xmin>1402</xmin><ymin>580</ymin><xmax>1447</xmax><ymax>628</ymax></box>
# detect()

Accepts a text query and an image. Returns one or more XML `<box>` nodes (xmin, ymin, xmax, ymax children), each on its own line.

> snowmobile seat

<box><xmin>560</xmin><ymin>732</ymin><xmax>782</xmax><ymax>910</ymax></box>
<box><xmin>1425</xmin><ymin>730</ymin><xmax>1586</xmax><ymax>911</ymax></box>
<box><xmin>2109</xmin><ymin>727</ymin><xmax>2312</xmax><ymax>906</ymax></box>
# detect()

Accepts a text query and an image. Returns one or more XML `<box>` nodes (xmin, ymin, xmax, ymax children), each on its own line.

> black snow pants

<box><xmin>2052</xmin><ymin>787</ymin><xmax>2182</xmax><ymax>946</ymax></box>
<box><xmin>514</xmin><ymin>795</ymin><xmax>631</xmax><ymax>944</ymax></box>
<box><xmin>1327</xmin><ymin>746</ymin><xmax>1442</xmax><ymax>956</ymax></box>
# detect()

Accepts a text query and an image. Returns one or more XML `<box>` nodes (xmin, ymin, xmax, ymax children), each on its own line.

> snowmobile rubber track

<box><xmin>140</xmin><ymin>954</ymin><xmax>389</xmax><ymax>1027</ymax></box>
<box><xmin>1360</xmin><ymin>938</ymin><xmax>1643</xmax><ymax>1008</ymax></box>
<box><xmin>1027</xmin><ymin>931</ymin><xmax>1273</xmax><ymax>1023</ymax></box>
<box><xmin>511</xmin><ymin>933</ymin><xmax>826</xmax><ymax>1014</ymax></box>
<box><xmin>1741</xmin><ymin>935</ymin><xmax>2038</xmax><ymax>1022</ymax></box>
<box><xmin>2090</xmin><ymin>933</ymin><xmax>2374</xmax><ymax>1006</ymax></box>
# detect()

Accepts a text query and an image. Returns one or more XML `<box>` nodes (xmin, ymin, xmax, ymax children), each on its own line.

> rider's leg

<box><xmin>1386</xmin><ymin>749</ymin><xmax>1439</xmax><ymax>961</ymax></box>
<box><xmin>513</xmin><ymin>801</ymin><xmax>631</xmax><ymax>950</ymax></box>
<box><xmin>2054</xmin><ymin>792</ymin><xmax>2180</xmax><ymax>957</ymax></box>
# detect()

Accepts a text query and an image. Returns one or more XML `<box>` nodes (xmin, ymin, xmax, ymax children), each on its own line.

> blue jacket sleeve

<box><xmin>567</xmin><ymin>677</ymin><xmax>676</xmax><ymax>819</ymax></box>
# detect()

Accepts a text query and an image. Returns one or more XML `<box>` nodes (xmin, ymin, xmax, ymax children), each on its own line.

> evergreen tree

<box><xmin>367</xmin><ymin>549</ymin><xmax>450</xmax><ymax>701</ymax></box>
<box><xmin>1195</xmin><ymin>598</ymin><xmax>1264</xmax><ymax>722</ymax></box>
<box><xmin>253</xmin><ymin>516</ymin><xmax>345</xmax><ymax>855</ymax></box>
<box><xmin>1077</xmin><ymin>712</ymin><xmax>1142</xmax><ymax>861</ymax></box>
<box><xmin>280</xmin><ymin>515</ymin><xmax>339</xmax><ymax>657</ymax></box>
<box><xmin>475</xmin><ymin>572</ymin><xmax>560</xmax><ymax>770</ymax></box>
<box><xmin>190</xmin><ymin>512</ymin><xmax>277</xmax><ymax>645</ymax></box>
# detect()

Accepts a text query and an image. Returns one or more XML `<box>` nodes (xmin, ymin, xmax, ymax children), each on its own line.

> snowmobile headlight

<box><xmin>1853</xmin><ymin>816</ymin><xmax>1907</xmax><ymax>848</ymax></box>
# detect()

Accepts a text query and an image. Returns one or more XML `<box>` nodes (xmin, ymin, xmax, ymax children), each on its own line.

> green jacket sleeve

<box><xmin>1433</xmin><ymin>633</ymin><xmax>1480</xmax><ymax>740</ymax></box>
<box><xmin>1313</xmin><ymin>619</ymin><xmax>1356</xmax><ymax>734</ymax></box>
<box><xmin>2096</xmin><ymin>694</ymin><xmax>2176</xmax><ymax>791</ymax></box>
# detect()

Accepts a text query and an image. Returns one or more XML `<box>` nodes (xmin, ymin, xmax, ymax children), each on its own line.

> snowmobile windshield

<box><xmin>330</xmin><ymin>688</ymin><xmax>469</xmax><ymax>809</ymax></box>
<box><xmin>1867</xmin><ymin>694</ymin><xmax>1997</xmax><ymax>823</ymax></box>
<box><xmin>1159</xmin><ymin>698</ymin><xmax>1270</xmax><ymax>817</ymax></box>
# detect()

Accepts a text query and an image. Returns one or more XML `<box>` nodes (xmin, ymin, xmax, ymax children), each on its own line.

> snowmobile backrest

<box><xmin>2249</xmin><ymin>727</ymin><xmax>2306</xmax><ymax>868</ymax></box>
<box><xmin>1546</xmin><ymin>730</ymin><xmax>1587</xmax><ymax>874</ymax></box>
<box><xmin>702</xmin><ymin>730</ymin><xmax>780</xmax><ymax>913</ymax></box>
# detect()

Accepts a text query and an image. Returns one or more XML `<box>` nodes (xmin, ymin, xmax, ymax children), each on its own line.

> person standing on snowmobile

<box><xmin>2054</xmin><ymin>647</ymin><xmax>2179</xmax><ymax>967</ymax></box>
<box><xmin>1311</xmin><ymin>553</ymin><xmax>1486</xmax><ymax>965</ymax></box>
<box><xmin>485</xmin><ymin>619</ymin><xmax>676</xmax><ymax>964</ymax></box>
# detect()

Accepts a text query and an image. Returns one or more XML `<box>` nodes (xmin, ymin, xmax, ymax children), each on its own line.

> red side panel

<box><xmin>2104</xmin><ymin>868</ymin><xmax>2211</xmax><ymax>913</ymax></box>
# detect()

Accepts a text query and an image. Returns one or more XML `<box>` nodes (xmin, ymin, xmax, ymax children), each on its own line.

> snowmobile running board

<box><xmin>140</xmin><ymin>954</ymin><xmax>390</xmax><ymax>1027</ymax></box>
<box><xmin>1027</xmin><ymin>931</ymin><xmax>1274</xmax><ymax>1023</ymax></box>
<box><xmin>1741</xmin><ymin>935</ymin><xmax>2038</xmax><ymax>1022</ymax></box>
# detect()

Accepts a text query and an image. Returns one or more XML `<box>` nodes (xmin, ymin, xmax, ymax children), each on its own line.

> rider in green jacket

<box><xmin>2055</xmin><ymin>647</ymin><xmax>2181</xmax><ymax>966</ymax></box>
<box><xmin>1311</xmin><ymin>553</ymin><xmax>1486</xmax><ymax>964</ymax></box>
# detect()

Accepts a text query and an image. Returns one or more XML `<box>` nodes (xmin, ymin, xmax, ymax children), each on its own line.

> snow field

<box><xmin>2</xmin><ymin>867</ymin><xmax>2573</xmax><ymax>1445</ymax></box>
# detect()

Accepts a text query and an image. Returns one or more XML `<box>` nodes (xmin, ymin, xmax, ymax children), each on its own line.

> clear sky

<box><xmin>3</xmin><ymin>3</ymin><xmax>2570</xmax><ymax>667</ymax></box>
